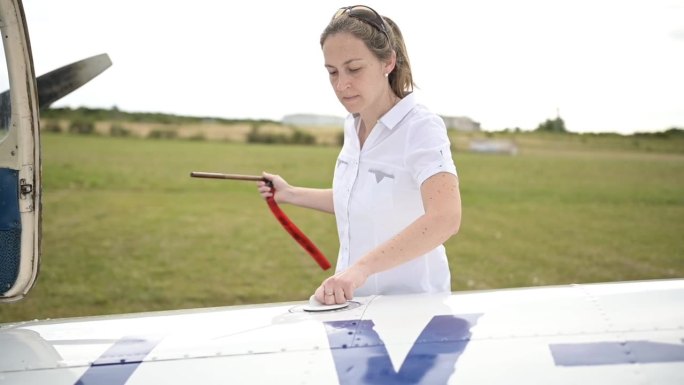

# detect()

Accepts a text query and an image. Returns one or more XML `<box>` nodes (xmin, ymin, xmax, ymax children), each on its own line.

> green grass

<box><xmin>1</xmin><ymin>133</ymin><xmax>683</xmax><ymax>322</ymax></box>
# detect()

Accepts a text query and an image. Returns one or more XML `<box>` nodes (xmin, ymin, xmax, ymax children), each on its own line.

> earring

<box><xmin>384</xmin><ymin>73</ymin><xmax>389</xmax><ymax>78</ymax></box>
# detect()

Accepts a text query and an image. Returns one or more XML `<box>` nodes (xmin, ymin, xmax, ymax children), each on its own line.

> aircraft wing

<box><xmin>1</xmin><ymin>279</ymin><xmax>682</xmax><ymax>385</ymax></box>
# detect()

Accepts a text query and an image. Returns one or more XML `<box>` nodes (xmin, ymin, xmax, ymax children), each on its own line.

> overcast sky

<box><xmin>22</xmin><ymin>0</ymin><xmax>684</xmax><ymax>134</ymax></box>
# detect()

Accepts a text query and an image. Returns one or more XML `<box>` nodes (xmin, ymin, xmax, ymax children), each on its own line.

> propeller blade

<box><xmin>35</xmin><ymin>53</ymin><xmax>112</xmax><ymax>109</ymax></box>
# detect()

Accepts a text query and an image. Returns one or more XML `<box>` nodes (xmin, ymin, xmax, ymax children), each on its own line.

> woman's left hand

<box><xmin>314</xmin><ymin>265</ymin><xmax>370</xmax><ymax>305</ymax></box>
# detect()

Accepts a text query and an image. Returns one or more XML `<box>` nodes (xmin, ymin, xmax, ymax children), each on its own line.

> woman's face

<box><xmin>322</xmin><ymin>32</ymin><xmax>390</xmax><ymax>115</ymax></box>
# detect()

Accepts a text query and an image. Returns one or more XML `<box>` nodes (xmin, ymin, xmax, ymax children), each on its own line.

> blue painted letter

<box><xmin>325</xmin><ymin>314</ymin><xmax>480</xmax><ymax>385</ymax></box>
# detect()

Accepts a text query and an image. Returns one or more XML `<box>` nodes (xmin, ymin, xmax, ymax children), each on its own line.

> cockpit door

<box><xmin>0</xmin><ymin>0</ymin><xmax>41</xmax><ymax>302</ymax></box>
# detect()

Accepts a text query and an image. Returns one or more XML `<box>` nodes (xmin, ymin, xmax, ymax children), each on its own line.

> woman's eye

<box><xmin>348</xmin><ymin>68</ymin><xmax>360</xmax><ymax>73</ymax></box>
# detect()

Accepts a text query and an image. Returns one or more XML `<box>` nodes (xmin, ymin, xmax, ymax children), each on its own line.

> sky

<box><xmin>21</xmin><ymin>0</ymin><xmax>684</xmax><ymax>134</ymax></box>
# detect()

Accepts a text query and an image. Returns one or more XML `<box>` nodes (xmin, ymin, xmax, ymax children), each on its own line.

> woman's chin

<box><xmin>340</xmin><ymin>99</ymin><xmax>361</xmax><ymax>114</ymax></box>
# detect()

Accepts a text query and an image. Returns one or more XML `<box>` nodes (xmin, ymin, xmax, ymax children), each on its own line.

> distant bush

<box><xmin>290</xmin><ymin>129</ymin><xmax>316</xmax><ymax>145</ymax></box>
<box><xmin>110</xmin><ymin>124</ymin><xmax>130</xmax><ymax>137</ymax></box>
<box><xmin>247</xmin><ymin>132</ymin><xmax>289</xmax><ymax>144</ymax></box>
<box><xmin>68</xmin><ymin>119</ymin><xmax>95</xmax><ymax>135</ymax></box>
<box><xmin>246</xmin><ymin>124</ymin><xmax>266</xmax><ymax>143</ymax></box>
<box><xmin>535</xmin><ymin>117</ymin><xmax>567</xmax><ymax>133</ymax></box>
<box><xmin>187</xmin><ymin>133</ymin><xmax>206</xmax><ymax>141</ymax></box>
<box><xmin>634</xmin><ymin>127</ymin><xmax>684</xmax><ymax>139</ymax></box>
<box><xmin>147</xmin><ymin>129</ymin><xmax>177</xmax><ymax>139</ymax></box>
<box><xmin>247</xmin><ymin>124</ymin><xmax>316</xmax><ymax>145</ymax></box>
<box><xmin>667</xmin><ymin>127</ymin><xmax>684</xmax><ymax>137</ymax></box>
<box><xmin>43</xmin><ymin>106</ymin><xmax>281</xmax><ymax>127</ymax></box>
<box><xmin>42</xmin><ymin>121</ymin><xmax>62</xmax><ymax>133</ymax></box>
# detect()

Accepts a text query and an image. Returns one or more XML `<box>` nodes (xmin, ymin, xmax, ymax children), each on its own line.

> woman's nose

<box><xmin>335</xmin><ymin>74</ymin><xmax>349</xmax><ymax>91</ymax></box>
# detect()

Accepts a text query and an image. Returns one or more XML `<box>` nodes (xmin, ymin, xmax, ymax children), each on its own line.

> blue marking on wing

<box><xmin>74</xmin><ymin>336</ymin><xmax>161</xmax><ymax>385</ymax></box>
<box><xmin>550</xmin><ymin>340</ymin><xmax>684</xmax><ymax>366</ymax></box>
<box><xmin>325</xmin><ymin>314</ymin><xmax>481</xmax><ymax>385</ymax></box>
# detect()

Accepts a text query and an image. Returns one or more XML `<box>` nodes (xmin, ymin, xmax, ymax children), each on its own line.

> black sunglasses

<box><xmin>333</xmin><ymin>5</ymin><xmax>390</xmax><ymax>42</ymax></box>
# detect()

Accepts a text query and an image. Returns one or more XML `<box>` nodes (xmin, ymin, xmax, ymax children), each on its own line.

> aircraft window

<box><xmin>0</xmin><ymin>46</ymin><xmax>8</xmax><ymax>142</ymax></box>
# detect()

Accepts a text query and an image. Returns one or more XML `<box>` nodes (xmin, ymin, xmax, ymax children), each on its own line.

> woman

<box><xmin>258</xmin><ymin>5</ymin><xmax>461</xmax><ymax>305</ymax></box>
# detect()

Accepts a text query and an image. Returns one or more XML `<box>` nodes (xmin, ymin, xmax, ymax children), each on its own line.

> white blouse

<box><xmin>332</xmin><ymin>92</ymin><xmax>458</xmax><ymax>296</ymax></box>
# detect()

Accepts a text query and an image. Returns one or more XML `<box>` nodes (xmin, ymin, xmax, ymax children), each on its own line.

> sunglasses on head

<box><xmin>333</xmin><ymin>5</ymin><xmax>390</xmax><ymax>42</ymax></box>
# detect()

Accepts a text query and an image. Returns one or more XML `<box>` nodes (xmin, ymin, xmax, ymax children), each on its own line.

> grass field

<box><xmin>1</xmin><ymin>132</ymin><xmax>683</xmax><ymax>322</ymax></box>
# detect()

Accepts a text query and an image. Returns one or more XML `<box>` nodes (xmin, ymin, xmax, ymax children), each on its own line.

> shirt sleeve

<box><xmin>405</xmin><ymin>114</ymin><xmax>458</xmax><ymax>186</ymax></box>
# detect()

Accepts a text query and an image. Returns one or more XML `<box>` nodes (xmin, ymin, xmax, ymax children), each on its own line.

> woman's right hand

<box><xmin>257</xmin><ymin>171</ymin><xmax>292</xmax><ymax>204</ymax></box>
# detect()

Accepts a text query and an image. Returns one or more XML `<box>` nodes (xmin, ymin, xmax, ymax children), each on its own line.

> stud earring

<box><xmin>384</xmin><ymin>73</ymin><xmax>389</xmax><ymax>78</ymax></box>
